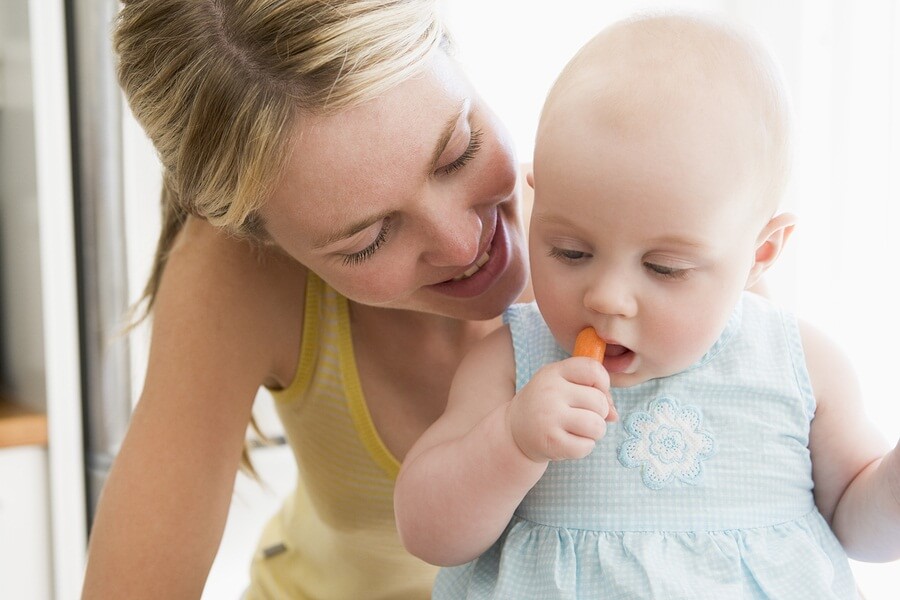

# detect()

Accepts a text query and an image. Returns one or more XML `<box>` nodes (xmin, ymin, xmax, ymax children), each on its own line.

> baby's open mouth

<box><xmin>604</xmin><ymin>344</ymin><xmax>630</xmax><ymax>357</ymax></box>
<box><xmin>602</xmin><ymin>343</ymin><xmax>635</xmax><ymax>374</ymax></box>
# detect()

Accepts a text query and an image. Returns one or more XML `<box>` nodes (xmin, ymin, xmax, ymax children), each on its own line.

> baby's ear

<box><xmin>746</xmin><ymin>213</ymin><xmax>796</xmax><ymax>289</ymax></box>
<box><xmin>525</xmin><ymin>170</ymin><xmax>534</xmax><ymax>189</ymax></box>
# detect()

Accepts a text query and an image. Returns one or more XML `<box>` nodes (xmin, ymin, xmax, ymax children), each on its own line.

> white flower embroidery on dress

<box><xmin>618</xmin><ymin>396</ymin><xmax>715</xmax><ymax>490</ymax></box>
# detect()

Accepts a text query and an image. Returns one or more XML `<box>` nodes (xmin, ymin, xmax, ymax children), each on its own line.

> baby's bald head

<box><xmin>538</xmin><ymin>12</ymin><xmax>791</xmax><ymax>218</ymax></box>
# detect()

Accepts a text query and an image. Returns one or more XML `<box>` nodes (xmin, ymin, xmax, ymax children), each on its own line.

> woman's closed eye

<box><xmin>436</xmin><ymin>128</ymin><xmax>483</xmax><ymax>176</ymax></box>
<box><xmin>341</xmin><ymin>125</ymin><xmax>483</xmax><ymax>265</ymax></box>
<box><xmin>342</xmin><ymin>218</ymin><xmax>392</xmax><ymax>266</ymax></box>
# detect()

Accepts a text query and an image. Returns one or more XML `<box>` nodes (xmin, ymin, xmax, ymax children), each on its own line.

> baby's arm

<box><xmin>394</xmin><ymin>325</ymin><xmax>611</xmax><ymax>566</ymax></box>
<box><xmin>802</xmin><ymin>320</ymin><xmax>900</xmax><ymax>561</ymax></box>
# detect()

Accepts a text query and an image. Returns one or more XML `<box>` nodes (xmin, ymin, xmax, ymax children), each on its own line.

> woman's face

<box><xmin>261</xmin><ymin>51</ymin><xmax>528</xmax><ymax>321</ymax></box>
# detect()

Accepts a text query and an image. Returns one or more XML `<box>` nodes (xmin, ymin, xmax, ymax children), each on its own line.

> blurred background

<box><xmin>1</xmin><ymin>0</ymin><xmax>897</xmax><ymax>598</ymax></box>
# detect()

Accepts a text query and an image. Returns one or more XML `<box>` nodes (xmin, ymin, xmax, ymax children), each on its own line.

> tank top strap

<box><xmin>273</xmin><ymin>271</ymin><xmax>400</xmax><ymax>477</ymax></box>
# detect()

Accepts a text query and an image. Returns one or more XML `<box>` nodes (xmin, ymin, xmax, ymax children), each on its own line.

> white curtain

<box><xmin>442</xmin><ymin>0</ymin><xmax>899</xmax><ymax>594</ymax></box>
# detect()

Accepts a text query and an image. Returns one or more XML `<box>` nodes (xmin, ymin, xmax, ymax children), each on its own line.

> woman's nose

<box><xmin>583</xmin><ymin>270</ymin><xmax>638</xmax><ymax>318</ymax></box>
<box><xmin>420</xmin><ymin>207</ymin><xmax>483</xmax><ymax>267</ymax></box>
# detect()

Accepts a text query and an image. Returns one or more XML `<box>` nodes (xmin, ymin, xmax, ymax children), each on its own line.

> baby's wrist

<box><xmin>502</xmin><ymin>401</ymin><xmax>548</xmax><ymax>465</ymax></box>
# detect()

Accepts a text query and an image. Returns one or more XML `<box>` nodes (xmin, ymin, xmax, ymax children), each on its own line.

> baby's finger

<box><xmin>566</xmin><ymin>386</ymin><xmax>612</xmax><ymax>418</ymax></box>
<box><xmin>559</xmin><ymin>356</ymin><xmax>610</xmax><ymax>390</ymax></box>
<box><xmin>549</xmin><ymin>431</ymin><xmax>599</xmax><ymax>461</ymax></box>
<box><xmin>607</xmin><ymin>399</ymin><xmax>619</xmax><ymax>422</ymax></box>
<box><xmin>564</xmin><ymin>408</ymin><xmax>608</xmax><ymax>442</ymax></box>
<box><xmin>559</xmin><ymin>360</ymin><xmax>616</xmax><ymax>420</ymax></box>
<box><xmin>568</xmin><ymin>374</ymin><xmax>617</xmax><ymax>423</ymax></box>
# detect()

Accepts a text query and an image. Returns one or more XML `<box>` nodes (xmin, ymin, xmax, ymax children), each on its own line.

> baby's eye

<box><xmin>548</xmin><ymin>247</ymin><xmax>588</xmax><ymax>262</ymax></box>
<box><xmin>644</xmin><ymin>262</ymin><xmax>689</xmax><ymax>279</ymax></box>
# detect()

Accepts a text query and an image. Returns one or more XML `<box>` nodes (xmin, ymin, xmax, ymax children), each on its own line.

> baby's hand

<box><xmin>506</xmin><ymin>357</ymin><xmax>614</xmax><ymax>463</ymax></box>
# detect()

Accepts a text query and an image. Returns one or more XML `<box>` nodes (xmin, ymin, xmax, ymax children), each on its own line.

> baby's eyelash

<box><xmin>438</xmin><ymin>128</ymin><xmax>484</xmax><ymax>175</ymax></box>
<box><xmin>548</xmin><ymin>247</ymin><xmax>588</xmax><ymax>262</ymax></box>
<box><xmin>342</xmin><ymin>219</ymin><xmax>391</xmax><ymax>266</ymax></box>
<box><xmin>644</xmin><ymin>262</ymin><xmax>689</xmax><ymax>279</ymax></box>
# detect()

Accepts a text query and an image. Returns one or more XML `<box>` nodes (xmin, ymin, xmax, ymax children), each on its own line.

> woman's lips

<box><xmin>452</xmin><ymin>247</ymin><xmax>491</xmax><ymax>281</ymax></box>
<box><xmin>428</xmin><ymin>211</ymin><xmax>510</xmax><ymax>298</ymax></box>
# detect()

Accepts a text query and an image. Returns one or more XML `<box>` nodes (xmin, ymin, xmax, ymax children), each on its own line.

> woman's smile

<box><xmin>428</xmin><ymin>207</ymin><xmax>512</xmax><ymax>298</ymax></box>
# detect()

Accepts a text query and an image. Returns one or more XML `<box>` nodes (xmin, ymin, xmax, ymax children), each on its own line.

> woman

<box><xmin>81</xmin><ymin>1</ymin><xmax>530</xmax><ymax>598</ymax></box>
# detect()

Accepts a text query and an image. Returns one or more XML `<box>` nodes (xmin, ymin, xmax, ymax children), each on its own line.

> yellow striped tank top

<box><xmin>246</xmin><ymin>273</ymin><xmax>438</xmax><ymax>599</ymax></box>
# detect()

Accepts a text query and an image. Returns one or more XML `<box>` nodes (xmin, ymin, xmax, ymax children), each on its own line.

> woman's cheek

<box><xmin>345</xmin><ymin>276</ymin><xmax>409</xmax><ymax>306</ymax></box>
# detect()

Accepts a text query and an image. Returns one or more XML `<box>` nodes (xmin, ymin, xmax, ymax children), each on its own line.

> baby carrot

<box><xmin>573</xmin><ymin>327</ymin><xmax>607</xmax><ymax>362</ymax></box>
<box><xmin>572</xmin><ymin>327</ymin><xmax>616</xmax><ymax>421</ymax></box>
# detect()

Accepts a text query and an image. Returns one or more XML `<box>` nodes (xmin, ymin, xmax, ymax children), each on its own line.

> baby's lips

<box><xmin>573</xmin><ymin>327</ymin><xmax>617</xmax><ymax>421</ymax></box>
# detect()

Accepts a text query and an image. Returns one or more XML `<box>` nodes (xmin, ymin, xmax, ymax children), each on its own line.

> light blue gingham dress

<box><xmin>433</xmin><ymin>292</ymin><xmax>858</xmax><ymax>599</ymax></box>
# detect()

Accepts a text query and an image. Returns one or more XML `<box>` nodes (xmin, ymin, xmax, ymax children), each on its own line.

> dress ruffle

<box><xmin>434</xmin><ymin>510</ymin><xmax>857</xmax><ymax>599</ymax></box>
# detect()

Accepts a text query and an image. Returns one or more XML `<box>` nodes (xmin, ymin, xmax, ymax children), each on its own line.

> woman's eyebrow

<box><xmin>428</xmin><ymin>98</ymin><xmax>470</xmax><ymax>172</ymax></box>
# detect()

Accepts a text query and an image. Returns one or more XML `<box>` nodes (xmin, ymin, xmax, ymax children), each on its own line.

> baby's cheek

<box><xmin>651</xmin><ymin>314</ymin><xmax>718</xmax><ymax>372</ymax></box>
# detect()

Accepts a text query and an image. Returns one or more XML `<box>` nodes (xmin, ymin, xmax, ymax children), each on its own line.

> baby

<box><xmin>395</xmin><ymin>12</ymin><xmax>900</xmax><ymax>599</ymax></box>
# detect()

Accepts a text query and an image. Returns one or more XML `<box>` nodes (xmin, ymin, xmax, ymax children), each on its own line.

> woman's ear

<box><xmin>746</xmin><ymin>212</ymin><xmax>796</xmax><ymax>289</ymax></box>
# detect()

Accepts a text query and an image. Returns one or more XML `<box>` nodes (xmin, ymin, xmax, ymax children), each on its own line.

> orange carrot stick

<box><xmin>573</xmin><ymin>327</ymin><xmax>607</xmax><ymax>362</ymax></box>
<box><xmin>573</xmin><ymin>327</ymin><xmax>617</xmax><ymax>421</ymax></box>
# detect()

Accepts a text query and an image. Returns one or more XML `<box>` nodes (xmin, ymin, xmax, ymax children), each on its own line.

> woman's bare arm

<box><xmin>82</xmin><ymin>222</ymin><xmax>304</xmax><ymax>599</ymax></box>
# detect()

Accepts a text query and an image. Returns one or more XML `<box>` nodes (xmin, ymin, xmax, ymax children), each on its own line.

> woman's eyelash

<box><xmin>342</xmin><ymin>127</ymin><xmax>484</xmax><ymax>265</ymax></box>
<box><xmin>438</xmin><ymin>128</ymin><xmax>484</xmax><ymax>175</ymax></box>
<box><xmin>342</xmin><ymin>219</ymin><xmax>391</xmax><ymax>266</ymax></box>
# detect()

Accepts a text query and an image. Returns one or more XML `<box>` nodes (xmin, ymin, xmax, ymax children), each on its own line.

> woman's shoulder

<box><xmin>155</xmin><ymin>217</ymin><xmax>308</xmax><ymax>388</ymax></box>
<box><xmin>172</xmin><ymin>216</ymin><xmax>302</xmax><ymax>275</ymax></box>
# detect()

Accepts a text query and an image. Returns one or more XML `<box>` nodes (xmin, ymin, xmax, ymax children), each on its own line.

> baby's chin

<box><xmin>608</xmin><ymin>361</ymin><xmax>687</xmax><ymax>389</ymax></box>
<box><xmin>609</xmin><ymin>372</ymin><xmax>649</xmax><ymax>389</ymax></box>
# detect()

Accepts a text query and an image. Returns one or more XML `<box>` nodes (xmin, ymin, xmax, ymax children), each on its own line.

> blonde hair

<box><xmin>114</xmin><ymin>0</ymin><xmax>448</xmax><ymax>313</ymax></box>
<box><xmin>115</xmin><ymin>0</ymin><xmax>448</xmax><ymax>473</ymax></box>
